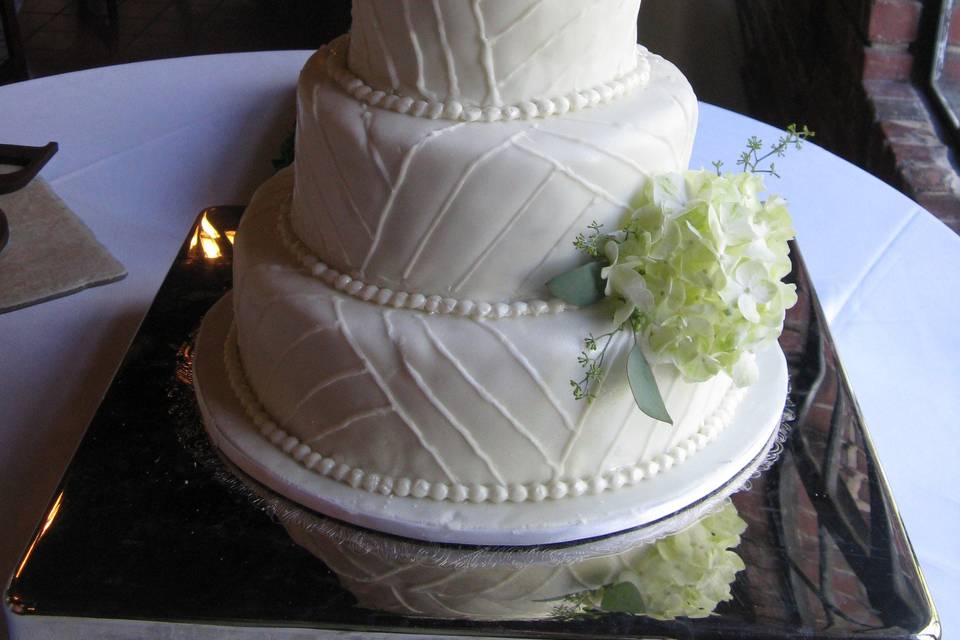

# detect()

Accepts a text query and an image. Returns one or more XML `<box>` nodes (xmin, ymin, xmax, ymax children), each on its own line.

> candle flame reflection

<box><xmin>15</xmin><ymin>492</ymin><xmax>64</xmax><ymax>579</ymax></box>
<box><xmin>189</xmin><ymin>212</ymin><xmax>226</xmax><ymax>260</ymax></box>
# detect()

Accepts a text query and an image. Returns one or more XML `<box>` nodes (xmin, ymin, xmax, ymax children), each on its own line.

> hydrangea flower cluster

<box><xmin>570</xmin><ymin>501</ymin><xmax>747</xmax><ymax>620</ymax></box>
<box><xmin>550</xmin><ymin>126</ymin><xmax>810</xmax><ymax>420</ymax></box>
<box><xmin>609</xmin><ymin>170</ymin><xmax>797</xmax><ymax>386</ymax></box>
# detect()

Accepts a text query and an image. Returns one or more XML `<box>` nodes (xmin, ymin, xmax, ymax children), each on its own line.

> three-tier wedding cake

<box><xmin>194</xmin><ymin>0</ymin><xmax>788</xmax><ymax>545</ymax></box>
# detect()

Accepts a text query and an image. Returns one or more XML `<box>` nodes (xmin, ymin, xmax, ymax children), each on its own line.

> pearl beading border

<box><xmin>322</xmin><ymin>36</ymin><xmax>652</xmax><ymax>123</ymax></box>
<box><xmin>225</xmin><ymin>323</ymin><xmax>747</xmax><ymax>504</ymax></box>
<box><xmin>277</xmin><ymin>209</ymin><xmax>570</xmax><ymax>319</ymax></box>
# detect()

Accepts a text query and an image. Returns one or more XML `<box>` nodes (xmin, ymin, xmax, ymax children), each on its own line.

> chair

<box><xmin>0</xmin><ymin>0</ymin><xmax>29</xmax><ymax>83</ymax></box>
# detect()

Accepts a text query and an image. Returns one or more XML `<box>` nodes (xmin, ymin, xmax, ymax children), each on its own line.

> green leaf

<box><xmin>272</xmin><ymin>128</ymin><xmax>296</xmax><ymax>171</ymax></box>
<box><xmin>547</xmin><ymin>262</ymin><xmax>605</xmax><ymax>307</ymax></box>
<box><xmin>627</xmin><ymin>343</ymin><xmax>673</xmax><ymax>424</ymax></box>
<box><xmin>600</xmin><ymin>581</ymin><xmax>645</xmax><ymax>614</ymax></box>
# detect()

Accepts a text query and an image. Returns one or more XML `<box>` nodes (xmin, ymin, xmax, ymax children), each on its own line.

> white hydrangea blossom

<box><xmin>578</xmin><ymin>501</ymin><xmax>747</xmax><ymax>620</ymax></box>
<box><xmin>613</xmin><ymin>170</ymin><xmax>797</xmax><ymax>385</ymax></box>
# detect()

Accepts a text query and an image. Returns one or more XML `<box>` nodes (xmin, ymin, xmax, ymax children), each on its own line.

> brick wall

<box><xmin>736</xmin><ymin>0</ymin><xmax>960</xmax><ymax>232</ymax></box>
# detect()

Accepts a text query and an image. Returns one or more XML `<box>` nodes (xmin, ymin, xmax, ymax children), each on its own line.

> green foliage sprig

<box><xmin>571</xmin><ymin>330</ymin><xmax>620</xmax><ymax>401</ymax></box>
<box><xmin>713</xmin><ymin>123</ymin><xmax>814</xmax><ymax>178</ymax></box>
<box><xmin>272</xmin><ymin>128</ymin><xmax>297</xmax><ymax>171</ymax></box>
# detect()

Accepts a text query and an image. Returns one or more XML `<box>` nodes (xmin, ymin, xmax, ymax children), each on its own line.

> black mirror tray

<box><xmin>4</xmin><ymin>206</ymin><xmax>939</xmax><ymax>639</ymax></box>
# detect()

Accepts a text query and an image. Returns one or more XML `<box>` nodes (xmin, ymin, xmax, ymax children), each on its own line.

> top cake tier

<box><xmin>347</xmin><ymin>0</ymin><xmax>643</xmax><ymax>110</ymax></box>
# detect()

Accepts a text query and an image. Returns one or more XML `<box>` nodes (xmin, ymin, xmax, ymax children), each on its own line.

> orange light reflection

<box><xmin>15</xmin><ymin>492</ymin><xmax>64</xmax><ymax>579</ymax></box>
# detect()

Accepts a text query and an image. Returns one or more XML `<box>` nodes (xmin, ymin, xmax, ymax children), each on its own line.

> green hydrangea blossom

<box><xmin>578</xmin><ymin>501</ymin><xmax>747</xmax><ymax>620</ymax></box>
<box><xmin>609</xmin><ymin>170</ymin><xmax>797</xmax><ymax>386</ymax></box>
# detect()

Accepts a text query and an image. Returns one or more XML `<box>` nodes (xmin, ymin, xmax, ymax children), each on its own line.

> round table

<box><xmin>0</xmin><ymin>51</ymin><xmax>957</xmax><ymax>636</ymax></box>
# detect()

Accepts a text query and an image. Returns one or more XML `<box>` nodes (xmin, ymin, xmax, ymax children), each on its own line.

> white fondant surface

<box><xmin>287</xmin><ymin>520</ymin><xmax>646</xmax><ymax>620</ymax></box>
<box><xmin>329</xmin><ymin>35</ymin><xmax>651</xmax><ymax>123</ymax></box>
<box><xmin>235</xmin><ymin>170</ymin><xmax>744</xmax><ymax>500</ymax></box>
<box><xmin>347</xmin><ymin>0</ymin><xmax>642</xmax><ymax>109</ymax></box>
<box><xmin>292</xmin><ymin>44</ymin><xmax>697</xmax><ymax>302</ymax></box>
<box><xmin>196</xmin><ymin>293</ymin><xmax>786</xmax><ymax>545</ymax></box>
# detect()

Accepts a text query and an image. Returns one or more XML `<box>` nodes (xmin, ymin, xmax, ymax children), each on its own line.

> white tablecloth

<box><xmin>0</xmin><ymin>51</ymin><xmax>956</xmax><ymax>636</ymax></box>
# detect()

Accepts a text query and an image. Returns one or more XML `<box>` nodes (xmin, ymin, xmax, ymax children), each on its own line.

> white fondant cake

<box><xmin>196</xmin><ymin>0</ymin><xmax>788</xmax><ymax>540</ymax></box>
<box><xmin>234</xmin><ymin>169</ymin><xmax>743</xmax><ymax>503</ymax></box>
<box><xmin>347</xmin><ymin>0</ymin><xmax>643</xmax><ymax>112</ymax></box>
<box><xmin>293</xmin><ymin>36</ymin><xmax>695</xmax><ymax>302</ymax></box>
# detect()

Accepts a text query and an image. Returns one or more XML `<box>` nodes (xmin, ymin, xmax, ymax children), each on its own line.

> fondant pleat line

<box><xmin>513</xmin><ymin>197</ymin><xmax>599</xmax><ymax>297</ymax></box>
<box><xmin>407</xmin><ymin>571</ymin><xmax>460</xmax><ymax>593</ymax></box>
<box><xmin>360</xmin><ymin>108</ymin><xmax>394</xmax><ymax>190</ymax></box>
<box><xmin>496</xmin><ymin>4</ymin><xmax>592</xmax><ymax>91</ymax></box>
<box><xmin>401</xmin><ymin>0</ymin><xmax>437</xmax><ymax>102</ymax></box>
<box><xmin>355</xmin><ymin>562</ymin><xmax>413</xmax><ymax>584</ymax></box>
<box><xmin>282</xmin><ymin>368</ymin><xmax>369</xmax><ymax>429</ymax></box>
<box><xmin>637</xmin><ymin>370</ymin><xmax>680</xmax><ymax>464</ymax></box>
<box><xmin>248</xmin><ymin>292</ymin><xmax>320</xmax><ymax>338</ymax></box>
<box><xmin>512</xmin><ymin>140</ymin><xmax>632</xmax><ymax>209</ymax></box>
<box><xmin>557</xmin><ymin>332</ymin><xmax>629</xmax><ymax>474</ymax></box>
<box><xmin>401</xmin><ymin>129</ymin><xmax>530</xmax><ymax>282</ymax></box>
<box><xmin>315</xmin><ymin>116</ymin><xmax>374</xmax><ymax>239</ymax></box>
<box><xmin>472</xmin><ymin>0</ymin><xmax>501</xmax><ymax>106</ymax></box>
<box><xmin>668</xmin><ymin>91</ymin><xmax>696</xmax><ymax>153</ymax></box>
<box><xmin>472</xmin><ymin>320</ymin><xmax>577</xmax><ymax>433</ymax></box>
<box><xmin>430</xmin><ymin>0</ymin><xmax>460</xmax><ymax>100</ymax></box>
<box><xmin>538</xmin><ymin>129</ymin><xmax>653</xmax><ymax>177</ymax></box>
<box><xmin>415</xmin><ymin>316</ymin><xmax>561</xmax><ymax>476</ymax></box>
<box><xmin>565</xmin><ymin>116</ymin><xmax>682</xmax><ymax>168</ymax></box>
<box><xmin>389</xmin><ymin>586</ymin><xmax>426</xmax><ymax>616</ymax></box>
<box><xmin>337</xmin><ymin>547</ymin><xmax>383</xmax><ymax>579</ymax></box>
<box><xmin>303</xmin><ymin>147</ymin><xmax>355</xmax><ymax>266</ymax></box>
<box><xmin>472</xmin><ymin>564</ymin><xmax>549</xmax><ymax>596</ymax></box>
<box><xmin>542</xmin><ymin>36</ymin><xmax>591</xmax><ymax>99</ymax></box>
<box><xmin>421</xmin><ymin>593</ymin><xmax>469</xmax><ymax>618</ymax></box>
<box><xmin>384</xmin><ymin>311</ymin><xmax>507</xmax><ymax>485</ymax></box>
<box><xmin>488</xmin><ymin>0</ymin><xmax>545</xmax><ymax>43</ymax></box>
<box><xmin>306</xmin><ymin>406</ymin><xmax>394</xmax><ymax>444</ymax></box>
<box><xmin>565</xmin><ymin>565</ymin><xmax>598</xmax><ymax>591</ymax></box>
<box><xmin>262</xmin><ymin>324</ymin><xmax>338</xmax><ymax>399</ymax></box>
<box><xmin>368</xmin><ymin>0</ymin><xmax>400</xmax><ymax>91</ymax></box>
<box><xmin>238</xmin><ymin>262</ymin><xmax>298</xmax><ymax>300</ymax></box>
<box><xmin>295</xmin><ymin>177</ymin><xmax>336</xmax><ymax>260</ymax></box>
<box><xmin>335</xmin><ymin>299</ymin><xmax>460</xmax><ymax>484</ymax></box>
<box><xmin>663</xmin><ymin>375</ymin><xmax>692</xmax><ymax>453</ymax></box>
<box><xmin>361</xmin><ymin>121</ymin><xmax>466</xmax><ymax>277</ymax></box>
<box><xmin>597</xmin><ymin>399</ymin><xmax>639</xmax><ymax>472</ymax></box>
<box><xmin>452</xmin><ymin>167</ymin><xmax>555</xmax><ymax>294</ymax></box>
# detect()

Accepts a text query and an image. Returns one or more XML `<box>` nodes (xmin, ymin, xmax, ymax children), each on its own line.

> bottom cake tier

<box><xmin>193</xmin><ymin>168</ymin><xmax>788</xmax><ymax>545</ymax></box>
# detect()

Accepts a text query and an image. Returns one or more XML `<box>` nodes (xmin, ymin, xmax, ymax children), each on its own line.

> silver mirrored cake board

<box><xmin>4</xmin><ymin>206</ymin><xmax>940</xmax><ymax>640</ymax></box>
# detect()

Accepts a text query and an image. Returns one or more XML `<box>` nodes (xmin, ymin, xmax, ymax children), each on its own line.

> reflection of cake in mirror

<box><xmin>284</xmin><ymin>502</ymin><xmax>747</xmax><ymax>621</ymax></box>
<box><xmin>194</xmin><ymin>0</ymin><xmax>790</xmax><ymax>544</ymax></box>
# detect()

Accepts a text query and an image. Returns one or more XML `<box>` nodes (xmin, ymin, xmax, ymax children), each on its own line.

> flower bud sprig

<box><xmin>572</xmin><ymin>220</ymin><xmax>605</xmax><ymax>258</ymax></box>
<box><xmin>571</xmin><ymin>330</ymin><xmax>621</xmax><ymax>401</ymax></box>
<box><xmin>715</xmin><ymin>123</ymin><xmax>814</xmax><ymax>178</ymax></box>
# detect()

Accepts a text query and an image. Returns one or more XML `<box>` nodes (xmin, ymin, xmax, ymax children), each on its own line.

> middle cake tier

<box><xmin>234</xmin><ymin>170</ymin><xmax>744</xmax><ymax>505</ymax></box>
<box><xmin>292</xmin><ymin>41</ymin><xmax>698</xmax><ymax>303</ymax></box>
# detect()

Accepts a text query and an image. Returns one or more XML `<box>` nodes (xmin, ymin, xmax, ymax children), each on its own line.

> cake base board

<box><xmin>195</xmin><ymin>293</ymin><xmax>788</xmax><ymax>546</ymax></box>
